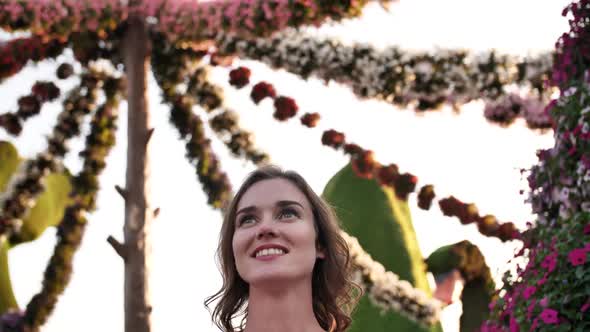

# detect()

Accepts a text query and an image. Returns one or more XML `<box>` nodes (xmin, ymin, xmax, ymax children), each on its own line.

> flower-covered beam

<box><xmin>151</xmin><ymin>32</ymin><xmax>268</xmax><ymax>167</ymax></box>
<box><xmin>224</xmin><ymin>66</ymin><xmax>521</xmax><ymax>242</ymax></box>
<box><xmin>0</xmin><ymin>80</ymin><xmax>62</xmax><ymax>136</ymax></box>
<box><xmin>0</xmin><ymin>70</ymin><xmax>105</xmax><ymax>243</ymax></box>
<box><xmin>151</xmin><ymin>43</ymin><xmax>233</xmax><ymax>209</ymax></box>
<box><xmin>342</xmin><ymin>230</ymin><xmax>443</xmax><ymax>326</ymax></box>
<box><xmin>0</xmin><ymin>0</ymin><xmax>391</xmax><ymax>45</ymax></box>
<box><xmin>0</xmin><ymin>36</ymin><xmax>65</xmax><ymax>83</ymax></box>
<box><xmin>20</xmin><ymin>73</ymin><xmax>125</xmax><ymax>332</ymax></box>
<box><xmin>214</xmin><ymin>29</ymin><xmax>554</xmax><ymax>123</ymax></box>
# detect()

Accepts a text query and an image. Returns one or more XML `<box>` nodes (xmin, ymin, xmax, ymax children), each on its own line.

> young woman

<box><xmin>205</xmin><ymin>165</ymin><xmax>361</xmax><ymax>332</ymax></box>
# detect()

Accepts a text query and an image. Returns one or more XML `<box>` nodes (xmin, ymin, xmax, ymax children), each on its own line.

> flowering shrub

<box><xmin>483</xmin><ymin>80</ymin><xmax>590</xmax><ymax>331</ymax></box>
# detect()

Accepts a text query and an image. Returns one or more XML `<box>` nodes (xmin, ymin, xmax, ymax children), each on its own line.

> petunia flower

<box><xmin>568</xmin><ymin>248</ymin><xmax>587</xmax><ymax>266</ymax></box>
<box><xmin>541</xmin><ymin>252</ymin><xmax>558</xmax><ymax>272</ymax></box>
<box><xmin>523</xmin><ymin>286</ymin><xmax>536</xmax><ymax>299</ymax></box>
<box><xmin>539</xmin><ymin>308</ymin><xmax>559</xmax><ymax>324</ymax></box>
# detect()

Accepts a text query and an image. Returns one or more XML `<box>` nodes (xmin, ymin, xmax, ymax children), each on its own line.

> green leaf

<box><xmin>0</xmin><ymin>237</ymin><xmax>18</xmax><ymax>315</ymax></box>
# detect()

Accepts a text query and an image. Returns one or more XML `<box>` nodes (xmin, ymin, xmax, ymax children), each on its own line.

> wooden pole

<box><xmin>121</xmin><ymin>16</ymin><xmax>153</xmax><ymax>332</ymax></box>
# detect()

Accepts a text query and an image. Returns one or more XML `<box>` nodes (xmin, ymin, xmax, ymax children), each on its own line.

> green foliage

<box><xmin>322</xmin><ymin>163</ymin><xmax>442</xmax><ymax>332</ymax></box>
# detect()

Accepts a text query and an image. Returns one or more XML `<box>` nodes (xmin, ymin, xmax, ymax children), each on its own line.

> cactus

<box><xmin>425</xmin><ymin>241</ymin><xmax>495</xmax><ymax>332</ymax></box>
<box><xmin>0</xmin><ymin>141</ymin><xmax>72</xmax><ymax>314</ymax></box>
<box><xmin>322</xmin><ymin>163</ymin><xmax>443</xmax><ymax>332</ymax></box>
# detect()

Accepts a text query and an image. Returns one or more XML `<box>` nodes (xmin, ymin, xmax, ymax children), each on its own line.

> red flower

<box><xmin>250</xmin><ymin>82</ymin><xmax>276</xmax><ymax>104</ymax></box>
<box><xmin>417</xmin><ymin>185</ymin><xmax>435</xmax><ymax>210</ymax></box>
<box><xmin>56</xmin><ymin>63</ymin><xmax>74</xmax><ymax>79</ymax></box>
<box><xmin>497</xmin><ymin>222</ymin><xmax>518</xmax><ymax>242</ymax></box>
<box><xmin>477</xmin><ymin>215</ymin><xmax>499</xmax><ymax>237</ymax></box>
<box><xmin>393</xmin><ymin>173</ymin><xmax>418</xmax><ymax>200</ymax></box>
<box><xmin>273</xmin><ymin>96</ymin><xmax>298</xmax><ymax>121</ymax></box>
<box><xmin>539</xmin><ymin>308</ymin><xmax>559</xmax><ymax>324</ymax></box>
<box><xmin>568</xmin><ymin>248</ymin><xmax>587</xmax><ymax>266</ymax></box>
<box><xmin>376</xmin><ymin>164</ymin><xmax>398</xmax><ymax>186</ymax></box>
<box><xmin>300</xmin><ymin>112</ymin><xmax>320</xmax><ymax>127</ymax></box>
<box><xmin>0</xmin><ymin>113</ymin><xmax>22</xmax><ymax>135</ymax></box>
<box><xmin>229</xmin><ymin>66</ymin><xmax>251</xmax><ymax>88</ymax></box>
<box><xmin>343</xmin><ymin>143</ymin><xmax>363</xmax><ymax>156</ymax></box>
<box><xmin>321</xmin><ymin>129</ymin><xmax>345</xmax><ymax>149</ymax></box>
<box><xmin>32</xmin><ymin>81</ymin><xmax>60</xmax><ymax>102</ymax></box>
<box><xmin>351</xmin><ymin>150</ymin><xmax>376</xmax><ymax>180</ymax></box>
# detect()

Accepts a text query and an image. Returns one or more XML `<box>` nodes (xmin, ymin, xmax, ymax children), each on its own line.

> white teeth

<box><xmin>255</xmin><ymin>248</ymin><xmax>286</xmax><ymax>258</ymax></box>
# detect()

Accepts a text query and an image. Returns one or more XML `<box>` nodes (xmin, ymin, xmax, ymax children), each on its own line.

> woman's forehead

<box><xmin>237</xmin><ymin>178</ymin><xmax>310</xmax><ymax>210</ymax></box>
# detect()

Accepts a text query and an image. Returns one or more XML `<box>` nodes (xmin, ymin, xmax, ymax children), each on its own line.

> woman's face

<box><xmin>232</xmin><ymin>178</ymin><xmax>325</xmax><ymax>287</ymax></box>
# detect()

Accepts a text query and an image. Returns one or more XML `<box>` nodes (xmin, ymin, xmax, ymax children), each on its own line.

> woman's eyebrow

<box><xmin>276</xmin><ymin>200</ymin><xmax>304</xmax><ymax>209</ymax></box>
<box><xmin>236</xmin><ymin>205</ymin><xmax>257</xmax><ymax>216</ymax></box>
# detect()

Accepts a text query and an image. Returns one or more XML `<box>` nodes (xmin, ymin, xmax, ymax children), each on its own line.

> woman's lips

<box><xmin>254</xmin><ymin>253</ymin><xmax>286</xmax><ymax>261</ymax></box>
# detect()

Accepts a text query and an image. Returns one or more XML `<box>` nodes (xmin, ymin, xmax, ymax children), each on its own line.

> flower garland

<box><xmin>151</xmin><ymin>41</ymin><xmax>233</xmax><ymax>209</ymax></box>
<box><xmin>15</xmin><ymin>73</ymin><xmax>124</xmax><ymax>332</ymax></box>
<box><xmin>225</xmin><ymin>66</ymin><xmax>521</xmax><ymax>242</ymax></box>
<box><xmin>483</xmin><ymin>77</ymin><xmax>590</xmax><ymax>331</ymax></box>
<box><xmin>214</xmin><ymin>29</ymin><xmax>554</xmax><ymax>124</ymax></box>
<box><xmin>151</xmin><ymin>32</ymin><xmax>269</xmax><ymax>166</ymax></box>
<box><xmin>341</xmin><ymin>230</ymin><xmax>443</xmax><ymax>326</ymax></box>
<box><xmin>0</xmin><ymin>69</ymin><xmax>105</xmax><ymax>243</ymax></box>
<box><xmin>0</xmin><ymin>35</ymin><xmax>65</xmax><ymax>83</ymax></box>
<box><xmin>0</xmin><ymin>81</ymin><xmax>61</xmax><ymax>136</ymax></box>
<box><xmin>0</xmin><ymin>0</ymin><xmax>387</xmax><ymax>46</ymax></box>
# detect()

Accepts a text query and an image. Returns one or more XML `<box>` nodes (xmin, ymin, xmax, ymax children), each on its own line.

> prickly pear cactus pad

<box><xmin>323</xmin><ymin>163</ymin><xmax>442</xmax><ymax>332</ymax></box>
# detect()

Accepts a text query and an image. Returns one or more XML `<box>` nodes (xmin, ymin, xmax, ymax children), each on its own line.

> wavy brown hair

<box><xmin>204</xmin><ymin>165</ymin><xmax>362</xmax><ymax>332</ymax></box>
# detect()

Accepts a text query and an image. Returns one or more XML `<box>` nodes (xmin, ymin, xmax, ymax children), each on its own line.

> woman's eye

<box><xmin>239</xmin><ymin>216</ymin><xmax>255</xmax><ymax>225</ymax></box>
<box><xmin>279</xmin><ymin>209</ymin><xmax>299</xmax><ymax>219</ymax></box>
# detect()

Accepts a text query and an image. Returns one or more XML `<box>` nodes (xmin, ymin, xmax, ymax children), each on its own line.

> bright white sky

<box><xmin>0</xmin><ymin>0</ymin><xmax>570</xmax><ymax>331</ymax></box>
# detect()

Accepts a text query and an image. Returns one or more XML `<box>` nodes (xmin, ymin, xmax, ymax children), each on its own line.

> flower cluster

<box><xmin>152</xmin><ymin>47</ymin><xmax>233</xmax><ymax>209</ymax></box>
<box><xmin>552</xmin><ymin>0</ymin><xmax>590</xmax><ymax>86</ymax></box>
<box><xmin>0</xmin><ymin>0</ymin><xmax>386</xmax><ymax>47</ymax></box>
<box><xmin>20</xmin><ymin>74</ymin><xmax>125</xmax><ymax>331</ymax></box>
<box><xmin>0</xmin><ymin>71</ymin><xmax>104</xmax><ymax>242</ymax></box>
<box><xmin>484</xmin><ymin>80</ymin><xmax>590</xmax><ymax>331</ymax></box>
<box><xmin>483</xmin><ymin>93</ymin><xmax>552</xmax><ymax>129</ymax></box>
<box><xmin>341</xmin><ymin>230</ymin><xmax>443</xmax><ymax>326</ymax></box>
<box><xmin>439</xmin><ymin>196</ymin><xmax>519</xmax><ymax>242</ymax></box>
<box><xmin>151</xmin><ymin>35</ymin><xmax>269</xmax><ymax>166</ymax></box>
<box><xmin>0</xmin><ymin>81</ymin><xmax>61</xmax><ymax>136</ymax></box>
<box><xmin>0</xmin><ymin>36</ymin><xmax>65</xmax><ymax>83</ymax></box>
<box><xmin>214</xmin><ymin>28</ymin><xmax>554</xmax><ymax>117</ymax></box>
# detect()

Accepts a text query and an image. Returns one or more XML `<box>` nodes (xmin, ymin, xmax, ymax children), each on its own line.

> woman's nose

<box><xmin>255</xmin><ymin>217</ymin><xmax>277</xmax><ymax>239</ymax></box>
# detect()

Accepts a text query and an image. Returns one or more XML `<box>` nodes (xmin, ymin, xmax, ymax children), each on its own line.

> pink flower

<box><xmin>539</xmin><ymin>308</ymin><xmax>559</xmax><ymax>324</ymax></box>
<box><xmin>537</xmin><ymin>273</ymin><xmax>548</xmax><ymax>286</ymax></box>
<box><xmin>539</xmin><ymin>297</ymin><xmax>549</xmax><ymax>307</ymax></box>
<box><xmin>541</xmin><ymin>252</ymin><xmax>558</xmax><ymax>272</ymax></box>
<box><xmin>584</xmin><ymin>224</ymin><xmax>590</xmax><ymax>235</ymax></box>
<box><xmin>523</xmin><ymin>286</ymin><xmax>536</xmax><ymax>299</ymax></box>
<box><xmin>568</xmin><ymin>248</ymin><xmax>587</xmax><ymax>266</ymax></box>
<box><xmin>581</xmin><ymin>301</ymin><xmax>590</xmax><ymax>313</ymax></box>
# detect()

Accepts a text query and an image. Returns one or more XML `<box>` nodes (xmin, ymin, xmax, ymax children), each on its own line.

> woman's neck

<box><xmin>242</xmin><ymin>278</ymin><xmax>326</xmax><ymax>332</ymax></box>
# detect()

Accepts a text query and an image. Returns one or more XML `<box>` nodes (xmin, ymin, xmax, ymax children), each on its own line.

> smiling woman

<box><xmin>204</xmin><ymin>165</ymin><xmax>362</xmax><ymax>332</ymax></box>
